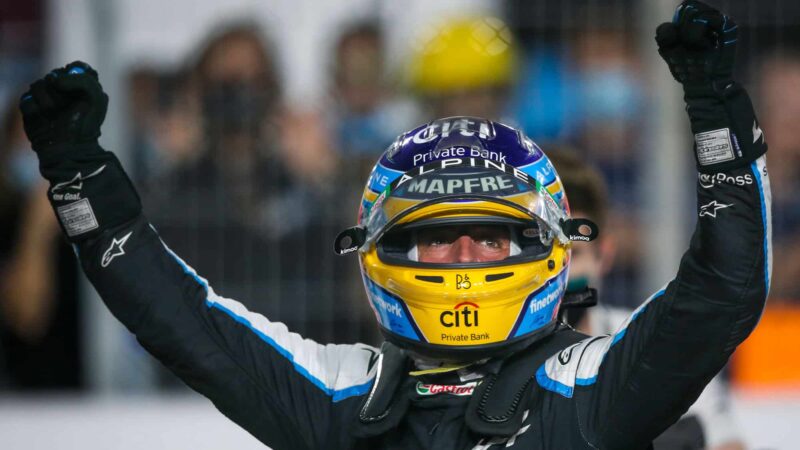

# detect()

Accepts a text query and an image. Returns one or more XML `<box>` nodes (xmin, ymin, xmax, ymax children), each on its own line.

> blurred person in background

<box><xmin>407</xmin><ymin>16</ymin><xmax>517</xmax><ymax>121</ymax></box>
<box><xmin>329</xmin><ymin>21</ymin><xmax>415</xmax><ymax>163</ymax></box>
<box><xmin>756</xmin><ymin>52</ymin><xmax>800</xmax><ymax>303</ymax></box>
<box><xmin>568</xmin><ymin>24</ymin><xmax>646</xmax><ymax>308</ymax></box>
<box><xmin>143</xmin><ymin>22</ymin><xmax>376</xmax><ymax>355</ymax></box>
<box><xmin>552</xmin><ymin>150</ymin><xmax>745</xmax><ymax>450</ymax></box>
<box><xmin>0</xmin><ymin>97</ymin><xmax>82</xmax><ymax>390</ymax></box>
<box><xmin>127</xmin><ymin>68</ymin><xmax>202</xmax><ymax>185</ymax></box>
<box><xmin>327</xmin><ymin>21</ymin><xmax>416</xmax><ymax>222</ymax></box>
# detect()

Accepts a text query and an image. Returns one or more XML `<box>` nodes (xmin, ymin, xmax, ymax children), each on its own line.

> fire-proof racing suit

<box><xmin>71</xmin><ymin>154</ymin><xmax>771</xmax><ymax>449</ymax></box>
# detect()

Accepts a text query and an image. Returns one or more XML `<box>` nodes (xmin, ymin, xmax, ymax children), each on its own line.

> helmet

<box><xmin>407</xmin><ymin>17</ymin><xmax>517</xmax><ymax>95</ymax></box>
<box><xmin>334</xmin><ymin>117</ymin><xmax>597</xmax><ymax>361</ymax></box>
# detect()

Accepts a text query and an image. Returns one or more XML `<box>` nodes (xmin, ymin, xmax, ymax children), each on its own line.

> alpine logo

<box><xmin>101</xmin><ymin>231</ymin><xmax>133</xmax><ymax>268</ymax></box>
<box><xmin>416</xmin><ymin>381</ymin><xmax>477</xmax><ymax>396</ymax></box>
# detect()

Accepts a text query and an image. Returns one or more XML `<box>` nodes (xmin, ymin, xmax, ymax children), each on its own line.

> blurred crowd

<box><xmin>1</xmin><ymin>0</ymin><xmax>800</xmax><ymax>393</ymax></box>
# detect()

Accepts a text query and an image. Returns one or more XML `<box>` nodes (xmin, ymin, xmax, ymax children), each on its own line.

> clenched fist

<box><xmin>20</xmin><ymin>61</ymin><xmax>109</xmax><ymax>158</ymax></box>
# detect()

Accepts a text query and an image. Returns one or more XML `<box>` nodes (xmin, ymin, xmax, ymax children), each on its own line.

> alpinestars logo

<box><xmin>752</xmin><ymin>120</ymin><xmax>764</xmax><ymax>144</ymax></box>
<box><xmin>416</xmin><ymin>381</ymin><xmax>477</xmax><ymax>396</ymax></box>
<box><xmin>51</xmin><ymin>165</ymin><xmax>107</xmax><ymax>193</ymax></box>
<box><xmin>101</xmin><ymin>231</ymin><xmax>133</xmax><ymax>267</ymax></box>
<box><xmin>699</xmin><ymin>200</ymin><xmax>732</xmax><ymax>218</ymax></box>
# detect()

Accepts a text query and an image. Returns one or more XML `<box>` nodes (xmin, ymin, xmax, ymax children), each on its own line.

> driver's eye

<box><xmin>478</xmin><ymin>238</ymin><xmax>502</xmax><ymax>249</ymax></box>
<box><xmin>420</xmin><ymin>231</ymin><xmax>457</xmax><ymax>247</ymax></box>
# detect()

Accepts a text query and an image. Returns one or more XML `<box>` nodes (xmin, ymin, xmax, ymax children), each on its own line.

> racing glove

<box><xmin>19</xmin><ymin>61</ymin><xmax>141</xmax><ymax>242</ymax></box>
<box><xmin>656</xmin><ymin>0</ymin><xmax>766</xmax><ymax>172</ymax></box>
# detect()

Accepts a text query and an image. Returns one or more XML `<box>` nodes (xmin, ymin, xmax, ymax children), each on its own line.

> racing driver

<box><xmin>18</xmin><ymin>2</ymin><xmax>770</xmax><ymax>449</ymax></box>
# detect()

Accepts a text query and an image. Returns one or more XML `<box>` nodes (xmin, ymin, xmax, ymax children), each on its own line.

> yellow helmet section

<box><xmin>408</xmin><ymin>17</ymin><xmax>517</xmax><ymax>95</ymax></box>
<box><xmin>361</xmin><ymin>236</ymin><xmax>568</xmax><ymax>347</ymax></box>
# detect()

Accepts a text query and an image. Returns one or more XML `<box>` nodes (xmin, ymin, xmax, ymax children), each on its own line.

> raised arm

<box><xmin>534</xmin><ymin>2</ymin><xmax>770</xmax><ymax>448</ymax></box>
<box><xmin>18</xmin><ymin>62</ymin><xmax>376</xmax><ymax>449</ymax></box>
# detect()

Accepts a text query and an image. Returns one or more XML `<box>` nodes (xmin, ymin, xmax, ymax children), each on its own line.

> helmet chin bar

<box><xmin>384</xmin><ymin>321</ymin><xmax>560</xmax><ymax>364</ymax></box>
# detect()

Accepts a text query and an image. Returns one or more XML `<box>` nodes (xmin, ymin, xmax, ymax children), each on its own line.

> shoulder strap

<box><xmin>465</xmin><ymin>326</ymin><xmax>588</xmax><ymax>437</ymax></box>
<box><xmin>351</xmin><ymin>342</ymin><xmax>412</xmax><ymax>438</ymax></box>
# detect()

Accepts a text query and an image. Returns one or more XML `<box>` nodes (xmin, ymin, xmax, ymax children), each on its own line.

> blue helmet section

<box><xmin>361</xmin><ymin>117</ymin><xmax>566</xmax><ymax>225</ymax></box>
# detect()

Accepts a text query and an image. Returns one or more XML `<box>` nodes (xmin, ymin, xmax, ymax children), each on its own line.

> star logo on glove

<box><xmin>51</xmin><ymin>164</ymin><xmax>106</xmax><ymax>193</ymax></box>
<box><xmin>101</xmin><ymin>231</ymin><xmax>133</xmax><ymax>267</ymax></box>
<box><xmin>699</xmin><ymin>200</ymin><xmax>732</xmax><ymax>218</ymax></box>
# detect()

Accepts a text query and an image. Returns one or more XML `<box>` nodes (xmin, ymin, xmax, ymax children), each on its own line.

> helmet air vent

<box><xmin>485</xmin><ymin>272</ymin><xmax>514</xmax><ymax>282</ymax></box>
<box><xmin>415</xmin><ymin>275</ymin><xmax>444</xmax><ymax>283</ymax></box>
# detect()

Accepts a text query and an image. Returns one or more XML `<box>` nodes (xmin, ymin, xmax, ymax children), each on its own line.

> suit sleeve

<box><xmin>536</xmin><ymin>156</ymin><xmax>771</xmax><ymax>448</ymax></box>
<box><xmin>76</xmin><ymin>215</ymin><xmax>375</xmax><ymax>449</ymax></box>
<box><xmin>592</xmin><ymin>157</ymin><xmax>770</xmax><ymax>447</ymax></box>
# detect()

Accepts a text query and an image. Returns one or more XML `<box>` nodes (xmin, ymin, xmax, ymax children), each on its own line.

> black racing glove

<box><xmin>19</xmin><ymin>61</ymin><xmax>141</xmax><ymax>242</ymax></box>
<box><xmin>656</xmin><ymin>0</ymin><xmax>766</xmax><ymax>172</ymax></box>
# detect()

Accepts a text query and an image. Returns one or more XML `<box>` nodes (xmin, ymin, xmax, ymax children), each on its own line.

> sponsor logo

<box><xmin>394</xmin><ymin>158</ymin><xmax>533</xmax><ymax>191</ymax></box>
<box><xmin>456</xmin><ymin>274</ymin><xmax>472</xmax><ymax>290</ymax></box>
<box><xmin>441</xmin><ymin>332</ymin><xmax>490</xmax><ymax>342</ymax></box>
<box><xmin>699</xmin><ymin>200</ymin><xmax>732</xmax><ymax>218</ymax></box>
<box><xmin>412</xmin><ymin>146</ymin><xmax>508</xmax><ymax>166</ymax></box>
<box><xmin>411</xmin><ymin>118</ymin><xmax>495</xmax><ymax>146</ymax></box>
<box><xmin>519</xmin><ymin>133</ymin><xmax>542</xmax><ymax>157</ymax></box>
<box><xmin>698</xmin><ymin>172</ymin><xmax>753</xmax><ymax>189</ymax></box>
<box><xmin>569</xmin><ymin>234</ymin><xmax>590</xmax><ymax>242</ymax></box>
<box><xmin>558</xmin><ymin>345</ymin><xmax>575</xmax><ymax>365</ymax></box>
<box><xmin>385</xmin><ymin>136</ymin><xmax>403</xmax><ymax>161</ymax></box>
<box><xmin>529</xmin><ymin>288</ymin><xmax>560</xmax><ymax>314</ymax></box>
<box><xmin>101</xmin><ymin>231</ymin><xmax>133</xmax><ymax>268</ymax></box>
<box><xmin>416</xmin><ymin>381</ymin><xmax>478</xmax><ymax>396</ymax></box>
<box><xmin>363</xmin><ymin>348</ymin><xmax>380</xmax><ymax>373</ymax></box>
<box><xmin>373</xmin><ymin>295</ymin><xmax>403</xmax><ymax>318</ymax></box>
<box><xmin>51</xmin><ymin>165</ymin><xmax>106</xmax><ymax>198</ymax></box>
<box><xmin>405</xmin><ymin>173</ymin><xmax>514</xmax><ymax>195</ymax></box>
<box><xmin>440</xmin><ymin>301</ymin><xmax>479</xmax><ymax>328</ymax></box>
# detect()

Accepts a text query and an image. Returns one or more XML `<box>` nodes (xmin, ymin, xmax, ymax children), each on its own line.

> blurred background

<box><xmin>1</xmin><ymin>0</ymin><xmax>799</xmax><ymax>448</ymax></box>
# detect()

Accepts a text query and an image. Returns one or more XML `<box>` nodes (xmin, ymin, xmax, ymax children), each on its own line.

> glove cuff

<box><xmin>684</xmin><ymin>83</ymin><xmax>767</xmax><ymax>173</ymax></box>
<box><xmin>40</xmin><ymin>146</ymin><xmax>142</xmax><ymax>242</ymax></box>
<box><xmin>36</xmin><ymin>141</ymin><xmax>105</xmax><ymax>165</ymax></box>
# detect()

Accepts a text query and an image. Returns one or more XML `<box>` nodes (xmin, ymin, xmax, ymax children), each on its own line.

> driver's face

<box><xmin>417</xmin><ymin>225</ymin><xmax>511</xmax><ymax>263</ymax></box>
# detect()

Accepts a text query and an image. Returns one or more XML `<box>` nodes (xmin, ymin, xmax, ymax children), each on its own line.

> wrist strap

<box><xmin>40</xmin><ymin>147</ymin><xmax>142</xmax><ymax>242</ymax></box>
<box><xmin>685</xmin><ymin>84</ymin><xmax>767</xmax><ymax>172</ymax></box>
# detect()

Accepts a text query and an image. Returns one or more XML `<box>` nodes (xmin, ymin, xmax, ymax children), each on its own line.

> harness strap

<box><xmin>465</xmin><ymin>326</ymin><xmax>588</xmax><ymax>437</ymax></box>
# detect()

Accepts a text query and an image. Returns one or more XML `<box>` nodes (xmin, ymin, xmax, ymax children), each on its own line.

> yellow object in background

<box><xmin>408</xmin><ymin>17</ymin><xmax>517</xmax><ymax>95</ymax></box>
